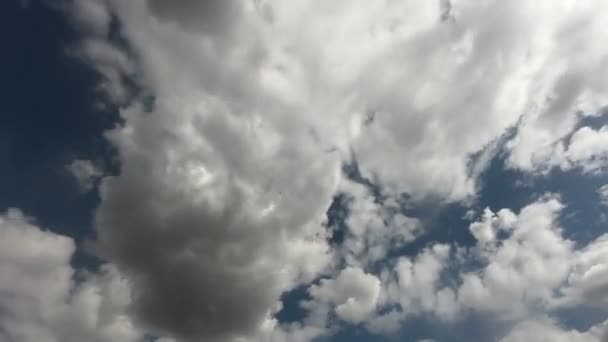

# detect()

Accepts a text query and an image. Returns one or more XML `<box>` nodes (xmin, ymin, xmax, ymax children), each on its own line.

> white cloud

<box><xmin>598</xmin><ymin>184</ymin><xmax>608</xmax><ymax>207</ymax></box>
<box><xmin>75</xmin><ymin>0</ymin><xmax>608</xmax><ymax>202</ymax></box>
<box><xmin>469</xmin><ymin>207</ymin><xmax>518</xmax><ymax>245</ymax></box>
<box><xmin>64</xmin><ymin>0</ymin><xmax>608</xmax><ymax>340</ymax></box>
<box><xmin>375</xmin><ymin>244</ymin><xmax>455</xmax><ymax>322</ymax></box>
<box><xmin>337</xmin><ymin>180</ymin><xmax>422</xmax><ymax>268</ymax></box>
<box><xmin>513</xmin><ymin>125</ymin><xmax>608</xmax><ymax>174</ymax></box>
<box><xmin>458</xmin><ymin>196</ymin><xmax>573</xmax><ymax>317</ymax></box>
<box><xmin>504</xmin><ymin>1</ymin><xmax>608</xmax><ymax>173</ymax></box>
<box><xmin>66</xmin><ymin>159</ymin><xmax>102</xmax><ymax>192</ymax></box>
<box><xmin>0</xmin><ymin>209</ymin><xmax>141</xmax><ymax>342</ymax></box>
<box><xmin>308</xmin><ymin>267</ymin><xmax>381</xmax><ymax>324</ymax></box>
<box><xmin>560</xmin><ymin>234</ymin><xmax>608</xmax><ymax>306</ymax></box>
<box><xmin>564</xmin><ymin>126</ymin><xmax>608</xmax><ymax>173</ymax></box>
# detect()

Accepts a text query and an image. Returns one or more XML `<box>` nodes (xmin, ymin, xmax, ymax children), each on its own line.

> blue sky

<box><xmin>1</xmin><ymin>1</ymin><xmax>608</xmax><ymax>342</ymax></box>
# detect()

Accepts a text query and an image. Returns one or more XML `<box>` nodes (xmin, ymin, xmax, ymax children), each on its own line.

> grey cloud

<box><xmin>66</xmin><ymin>159</ymin><xmax>103</xmax><ymax>192</ymax></box>
<box><xmin>93</xmin><ymin>66</ymin><xmax>339</xmax><ymax>341</ymax></box>
<box><xmin>146</xmin><ymin>0</ymin><xmax>241</xmax><ymax>35</ymax></box>
<box><xmin>0</xmin><ymin>209</ymin><xmax>141</xmax><ymax>342</ymax></box>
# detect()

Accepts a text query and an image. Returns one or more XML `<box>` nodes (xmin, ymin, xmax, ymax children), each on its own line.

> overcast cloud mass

<box><xmin>2</xmin><ymin>0</ymin><xmax>608</xmax><ymax>341</ymax></box>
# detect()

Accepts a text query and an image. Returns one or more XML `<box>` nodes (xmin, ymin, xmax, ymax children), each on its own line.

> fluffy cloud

<box><xmin>391</xmin><ymin>244</ymin><xmax>453</xmax><ymax>317</ymax></box>
<box><xmin>365</xmin><ymin>243</ymin><xmax>455</xmax><ymax>334</ymax></box>
<box><xmin>515</xmin><ymin>125</ymin><xmax>608</xmax><ymax>174</ymax></box>
<box><xmin>64</xmin><ymin>0</ymin><xmax>608</xmax><ymax>340</ymax></box>
<box><xmin>308</xmin><ymin>267</ymin><xmax>381</xmax><ymax>324</ymax></box>
<box><xmin>74</xmin><ymin>0</ymin><xmax>608</xmax><ymax>200</ymax></box>
<box><xmin>90</xmin><ymin>2</ymin><xmax>342</xmax><ymax>339</ymax></box>
<box><xmin>560</xmin><ymin>234</ymin><xmax>608</xmax><ymax>306</ymax></box>
<box><xmin>562</xmin><ymin>126</ymin><xmax>608</xmax><ymax>173</ymax></box>
<box><xmin>469</xmin><ymin>207</ymin><xmax>518</xmax><ymax>245</ymax></box>
<box><xmin>458</xmin><ymin>197</ymin><xmax>573</xmax><ymax>316</ymax></box>
<box><xmin>336</xmin><ymin>180</ymin><xmax>422</xmax><ymax>268</ymax></box>
<box><xmin>0</xmin><ymin>209</ymin><xmax>141</xmax><ymax>342</ymax></box>
<box><xmin>366</xmin><ymin>197</ymin><xmax>606</xmax><ymax>337</ymax></box>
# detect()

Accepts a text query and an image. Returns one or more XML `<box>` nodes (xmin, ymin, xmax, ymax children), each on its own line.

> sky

<box><xmin>1</xmin><ymin>1</ymin><xmax>608</xmax><ymax>342</ymax></box>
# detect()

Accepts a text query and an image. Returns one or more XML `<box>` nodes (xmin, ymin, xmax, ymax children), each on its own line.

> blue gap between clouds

<box><xmin>0</xmin><ymin>0</ymin><xmax>121</xmax><ymax>270</ymax></box>
<box><xmin>280</xmin><ymin>115</ymin><xmax>608</xmax><ymax>340</ymax></box>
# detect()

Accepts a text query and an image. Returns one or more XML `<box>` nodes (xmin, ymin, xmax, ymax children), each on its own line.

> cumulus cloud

<box><xmin>336</xmin><ymin>180</ymin><xmax>422</xmax><ymax>268</ymax></box>
<box><xmin>366</xmin><ymin>243</ymin><xmax>456</xmax><ymax>331</ymax></box>
<box><xmin>562</xmin><ymin>126</ymin><xmax>608</xmax><ymax>173</ymax></box>
<box><xmin>308</xmin><ymin>267</ymin><xmax>381</xmax><ymax>324</ymax></box>
<box><xmin>0</xmin><ymin>209</ymin><xmax>141</xmax><ymax>342</ymax></box>
<box><xmin>63</xmin><ymin>0</ymin><xmax>608</xmax><ymax>340</ymax></box>
<box><xmin>560</xmin><ymin>234</ymin><xmax>608</xmax><ymax>306</ymax></box>
<box><xmin>458</xmin><ymin>196</ymin><xmax>573</xmax><ymax>316</ymax></box>
<box><xmin>365</xmin><ymin>197</ymin><xmax>606</xmax><ymax>338</ymax></box>
<box><xmin>469</xmin><ymin>207</ymin><xmax>518</xmax><ymax>245</ymax></box>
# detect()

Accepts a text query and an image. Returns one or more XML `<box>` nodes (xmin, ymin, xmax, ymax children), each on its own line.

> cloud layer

<box><xmin>5</xmin><ymin>0</ymin><xmax>607</xmax><ymax>341</ymax></box>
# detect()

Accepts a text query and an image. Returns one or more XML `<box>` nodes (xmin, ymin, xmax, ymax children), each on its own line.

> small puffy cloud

<box><xmin>469</xmin><ymin>207</ymin><xmax>518</xmax><ymax>245</ymax></box>
<box><xmin>598</xmin><ymin>184</ymin><xmax>608</xmax><ymax>207</ymax></box>
<box><xmin>309</xmin><ymin>267</ymin><xmax>381</xmax><ymax>324</ymax></box>
<box><xmin>0</xmin><ymin>209</ymin><xmax>141</xmax><ymax>342</ymax></box>
<box><xmin>66</xmin><ymin>159</ymin><xmax>102</xmax><ymax>192</ymax></box>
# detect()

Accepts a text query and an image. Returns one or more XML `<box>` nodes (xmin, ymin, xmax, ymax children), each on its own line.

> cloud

<box><xmin>563</xmin><ymin>126</ymin><xmax>608</xmax><ymax>173</ymax></box>
<box><xmin>75</xmin><ymin>0</ymin><xmax>608</xmax><ymax>201</ymax></box>
<box><xmin>392</xmin><ymin>244</ymin><xmax>454</xmax><ymax>318</ymax></box>
<box><xmin>308</xmin><ymin>267</ymin><xmax>381</xmax><ymax>324</ymax></box>
<box><xmin>65</xmin><ymin>0</ymin><xmax>134</xmax><ymax>104</ymax></box>
<box><xmin>511</xmin><ymin>125</ymin><xmax>608</xmax><ymax>174</ymax></box>
<box><xmin>336</xmin><ymin>180</ymin><xmax>422</xmax><ymax>268</ymax></box>
<box><xmin>469</xmin><ymin>207</ymin><xmax>517</xmax><ymax>245</ymax></box>
<box><xmin>146</xmin><ymin>0</ymin><xmax>241</xmax><ymax>35</ymax></box>
<box><xmin>68</xmin><ymin>0</ymin><xmax>112</xmax><ymax>36</ymax></box>
<box><xmin>500</xmin><ymin>319</ymin><xmax>608</xmax><ymax>342</ymax></box>
<box><xmin>365</xmin><ymin>197</ymin><xmax>606</xmax><ymax>338</ymax></box>
<box><xmin>0</xmin><ymin>209</ymin><xmax>141</xmax><ymax>342</ymax></box>
<box><xmin>368</xmin><ymin>243</ymin><xmax>455</xmax><ymax>330</ymax></box>
<box><xmin>458</xmin><ymin>196</ymin><xmax>573</xmax><ymax>317</ymax></box>
<box><xmin>560</xmin><ymin>234</ymin><xmax>608</xmax><ymax>306</ymax></box>
<box><xmin>598</xmin><ymin>184</ymin><xmax>608</xmax><ymax>207</ymax></box>
<box><xmin>66</xmin><ymin>159</ymin><xmax>103</xmax><ymax>192</ymax></box>
<box><xmin>63</xmin><ymin>0</ymin><xmax>608</xmax><ymax>340</ymax></box>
